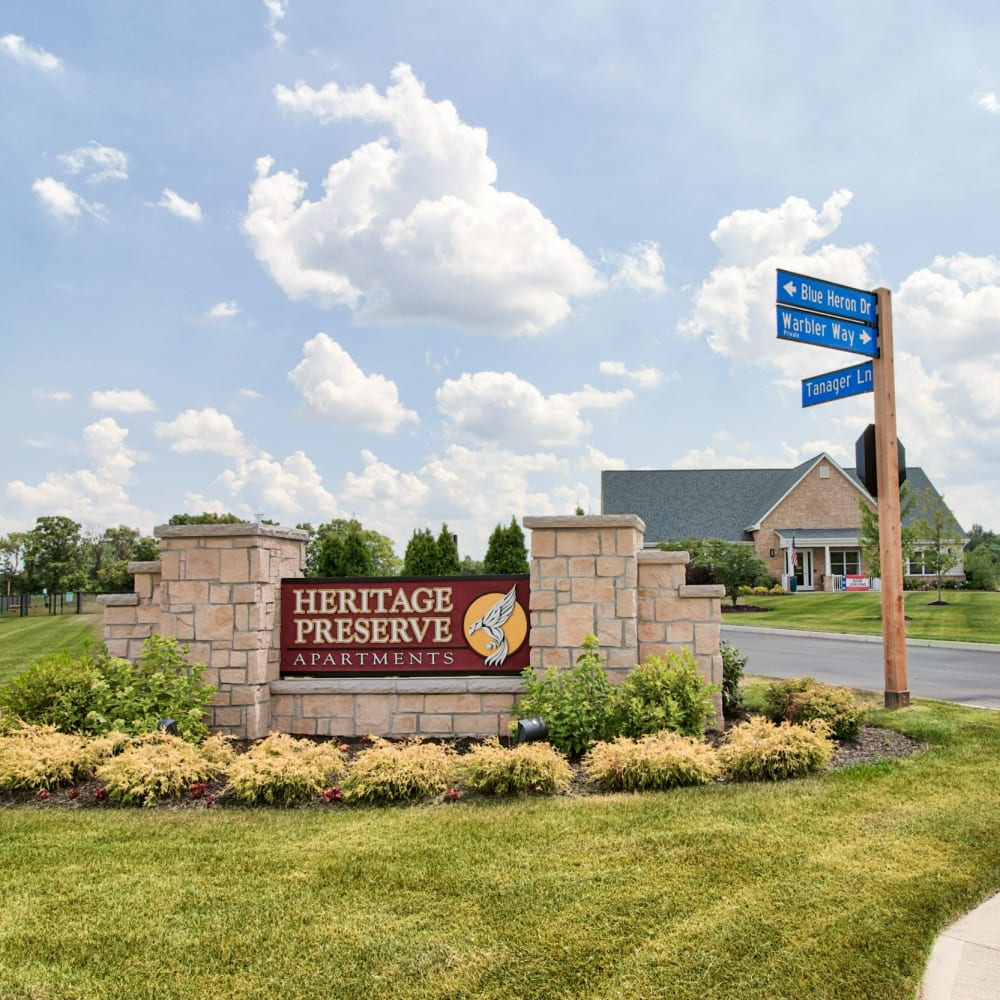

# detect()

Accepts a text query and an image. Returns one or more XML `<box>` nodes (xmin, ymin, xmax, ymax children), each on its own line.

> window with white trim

<box><xmin>830</xmin><ymin>550</ymin><xmax>861</xmax><ymax>576</ymax></box>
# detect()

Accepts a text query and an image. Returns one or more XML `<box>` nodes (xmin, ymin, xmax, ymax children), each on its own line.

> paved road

<box><xmin>721</xmin><ymin>626</ymin><xmax>1000</xmax><ymax>711</ymax></box>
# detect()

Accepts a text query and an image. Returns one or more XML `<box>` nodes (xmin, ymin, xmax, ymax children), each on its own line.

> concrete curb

<box><xmin>721</xmin><ymin>624</ymin><xmax>1000</xmax><ymax>654</ymax></box>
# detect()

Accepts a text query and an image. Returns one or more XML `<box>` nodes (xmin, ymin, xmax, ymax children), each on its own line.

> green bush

<box><xmin>95</xmin><ymin>731</ymin><xmax>230</xmax><ymax>806</ymax></box>
<box><xmin>0</xmin><ymin>636</ymin><xmax>216</xmax><ymax>742</ymax></box>
<box><xmin>461</xmin><ymin>738</ymin><xmax>572</xmax><ymax>796</ymax></box>
<box><xmin>720</xmin><ymin>640</ymin><xmax>747</xmax><ymax>719</ymax></box>
<box><xmin>0</xmin><ymin>650</ymin><xmax>101</xmax><ymax>733</ymax></box>
<box><xmin>615</xmin><ymin>649</ymin><xmax>718</xmax><ymax>739</ymax></box>
<box><xmin>341</xmin><ymin>738</ymin><xmax>460</xmax><ymax>804</ymax></box>
<box><xmin>226</xmin><ymin>733</ymin><xmax>347</xmax><ymax>806</ymax></box>
<box><xmin>583</xmin><ymin>732</ymin><xmax>720</xmax><ymax>792</ymax></box>
<box><xmin>762</xmin><ymin>676</ymin><xmax>865</xmax><ymax>741</ymax></box>
<box><xmin>717</xmin><ymin>716</ymin><xmax>835</xmax><ymax>781</ymax></box>
<box><xmin>513</xmin><ymin>634</ymin><xmax>618</xmax><ymax>757</ymax></box>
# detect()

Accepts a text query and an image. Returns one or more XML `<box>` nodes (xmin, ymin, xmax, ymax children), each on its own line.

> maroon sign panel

<box><xmin>280</xmin><ymin>576</ymin><xmax>530</xmax><ymax>676</ymax></box>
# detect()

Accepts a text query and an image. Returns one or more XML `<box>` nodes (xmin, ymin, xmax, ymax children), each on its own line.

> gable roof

<box><xmin>601</xmin><ymin>454</ymin><xmax>964</xmax><ymax>544</ymax></box>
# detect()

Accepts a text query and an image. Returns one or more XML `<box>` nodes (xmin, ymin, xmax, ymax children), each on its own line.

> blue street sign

<box><xmin>777</xmin><ymin>305</ymin><xmax>878</xmax><ymax>357</ymax></box>
<box><xmin>802</xmin><ymin>361</ymin><xmax>874</xmax><ymax>408</ymax></box>
<box><xmin>776</xmin><ymin>270</ymin><xmax>877</xmax><ymax>326</ymax></box>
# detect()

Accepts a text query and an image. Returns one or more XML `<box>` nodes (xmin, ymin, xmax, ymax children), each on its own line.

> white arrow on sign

<box><xmin>783</xmin><ymin>280</ymin><xmax>797</xmax><ymax>297</ymax></box>
<box><xmin>860</xmin><ymin>330</ymin><xmax>872</xmax><ymax>346</ymax></box>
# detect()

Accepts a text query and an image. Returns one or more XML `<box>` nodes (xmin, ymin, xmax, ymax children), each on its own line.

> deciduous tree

<box><xmin>304</xmin><ymin>519</ymin><xmax>399</xmax><ymax>577</ymax></box>
<box><xmin>23</xmin><ymin>516</ymin><xmax>87</xmax><ymax>606</ymax></box>
<box><xmin>659</xmin><ymin>538</ymin><xmax>768</xmax><ymax>607</ymax></box>
<box><xmin>913</xmin><ymin>489</ymin><xmax>964</xmax><ymax>603</ymax></box>
<box><xmin>857</xmin><ymin>484</ymin><xmax>918</xmax><ymax>579</ymax></box>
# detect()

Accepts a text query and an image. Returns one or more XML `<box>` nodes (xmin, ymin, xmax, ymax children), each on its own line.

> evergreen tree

<box><xmin>402</xmin><ymin>528</ymin><xmax>440</xmax><ymax>575</ymax></box>
<box><xmin>483</xmin><ymin>516</ymin><xmax>530</xmax><ymax>574</ymax></box>
<box><xmin>435</xmin><ymin>523</ymin><xmax>461</xmax><ymax>575</ymax></box>
<box><xmin>339</xmin><ymin>523</ymin><xmax>376</xmax><ymax>577</ymax></box>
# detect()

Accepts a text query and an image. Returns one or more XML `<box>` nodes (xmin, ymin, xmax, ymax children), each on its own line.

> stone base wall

<box><xmin>270</xmin><ymin>677</ymin><xmax>523</xmax><ymax>738</ymax></box>
<box><xmin>102</xmin><ymin>515</ymin><xmax>724</xmax><ymax>738</ymax></box>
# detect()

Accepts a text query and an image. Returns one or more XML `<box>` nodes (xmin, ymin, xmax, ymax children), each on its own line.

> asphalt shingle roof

<box><xmin>601</xmin><ymin>456</ymin><xmax>964</xmax><ymax>545</ymax></box>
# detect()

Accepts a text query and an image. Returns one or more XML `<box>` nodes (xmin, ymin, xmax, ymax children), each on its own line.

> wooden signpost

<box><xmin>776</xmin><ymin>271</ymin><xmax>908</xmax><ymax>708</ymax></box>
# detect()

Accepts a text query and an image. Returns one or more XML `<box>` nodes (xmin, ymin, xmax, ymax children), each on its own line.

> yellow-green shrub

<box><xmin>226</xmin><ymin>733</ymin><xmax>346</xmax><ymax>806</ymax></box>
<box><xmin>461</xmin><ymin>738</ymin><xmax>572</xmax><ymax>796</ymax></box>
<box><xmin>341</xmin><ymin>738</ymin><xmax>460</xmax><ymax>804</ymax></box>
<box><xmin>717</xmin><ymin>716</ymin><xmax>834</xmax><ymax>781</ymax></box>
<box><xmin>583</xmin><ymin>732</ymin><xmax>720</xmax><ymax>792</ymax></box>
<box><xmin>95</xmin><ymin>730</ymin><xmax>227</xmax><ymax>806</ymax></box>
<box><xmin>0</xmin><ymin>724</ymin><xmax>100</xmax><ymax>792</ymax></box>
<box><xmin>763</xmin><ymin>676</ymin><xmax>865</xmax><ymax>741</ymax></box>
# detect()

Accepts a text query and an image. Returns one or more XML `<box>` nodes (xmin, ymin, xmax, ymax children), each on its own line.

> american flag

<box><xmin>790</xmin><ymin>537</ymin><xmax>798</xmax><ymax>568</ymax></box>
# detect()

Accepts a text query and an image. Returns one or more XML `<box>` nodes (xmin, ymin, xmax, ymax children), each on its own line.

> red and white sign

<box><xmin>280</xmin><ymin>576</ymin><xmax>530</xmax><ymax>676</ymax></box>
<box><xmin>845</xmin><ymin>575</ymin><xmax>870</xmax><ymax>591</ymax></box>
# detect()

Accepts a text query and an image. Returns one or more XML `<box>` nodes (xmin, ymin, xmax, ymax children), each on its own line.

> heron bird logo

<box><xmin>464</xmin><ymin>584</ymin><xmax>525</xmax><ymax>667</ymax></box>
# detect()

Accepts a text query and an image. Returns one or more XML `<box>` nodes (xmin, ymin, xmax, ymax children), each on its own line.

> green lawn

<box><xmin>1</xmin><ymin>700</ymin><xmax>999</xmax><ymax>999</ymax></box>
<box><xmin>0</xmin><ymin>613</ymin><xmax>103</xmax><ymax>684</ymax></box>
<box><xmin>725</xmin><ymin>590</ymin><xmax>1000</xmax><ymax>644</ymax></box>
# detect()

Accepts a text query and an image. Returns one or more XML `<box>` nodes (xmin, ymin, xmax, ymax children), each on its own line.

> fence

<box><xmin>0</xmin><ymin>593</ymin><xmax>102</xmax><ymax>616</ymax></box>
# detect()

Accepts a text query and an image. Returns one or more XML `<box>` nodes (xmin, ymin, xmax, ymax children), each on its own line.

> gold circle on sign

<box><xmin>463</xmin><ymin>593</ymin><xmax>529</xmax><ymax>658</ymax></box>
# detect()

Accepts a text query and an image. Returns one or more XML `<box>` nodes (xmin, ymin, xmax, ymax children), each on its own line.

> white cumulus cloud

<box><xmin>32</xmin><ymin>177</ymin><xmax>104</xmax><ymax>222</ymax></box>
<box><xmin>1</xmin><ymin>34</ymin><xmax>62</xmax><ymax>72</ymax></box>
<box><xmin>605</xmin><ymin>241</ymin><xmax>666</xmax><ymax>293</ymax></box>
<box><xmin>288</xmin><ymin>333</ymin><xmax>418</xmax><ymax>433</ymax></box>
<box><xmin>90</xmin><ymin>389</ymin><xmax>156</xmax><ymax>413</ymax></box>
<box><xmin>598</xmin><ymin>360</ymin><xmax>669</xmax><ymax>387</ymax></box>
<box><xmin>975</xmin><ymin>91</ymin><xmax>1000</xmax><ymax>113</ymax></box>
<box><xmin>58</xmin><ymin>142</ymin><xmax>129</xmax><ymax>183</ymax></box>
<box><xmin>679</xmin><ymin>189</ymin><xmax>876</xmax><ymax>374</ymax></box>
<box><xmin>262</xmin><ymin>0</ymin><xmax>288</xmax><ymax>46</ymax></box>
<box><xmin>5</xmin><ymin>419</ymin><xmax>150</xmax><ymax>526</ymax></box>
<box><xmin>206</xmin><ymin>301</ymin><xmax>241</xmax><ymax>320</ymax></box>
<box><xmin>436</xmin><ymin>371</ymin><xmax>633</xmax><ymax>446</ymax></box>
<box><xmin>158</xmin><ymin>188</ymin><xmax>202</xmax><ymax>222</ymax></box>
<box><xmin>219</xmin><ymin>450</ymin><xmax>338</xmax><ymax>518</ymax></box>
<box><xmin>155</xmin><ymin>408</ymin><xmax>247</xmax><ymax>457</ymax></box>
<box><xmin>244</xmin><ymin>64</ymin><xmax>616</xmax><ymax>335</ymax></box>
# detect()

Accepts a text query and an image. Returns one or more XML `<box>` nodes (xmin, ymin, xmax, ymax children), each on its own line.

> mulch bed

<box><xmin>1</xmin><ymin>726</ymin><xmax>927</xmax><ymax>810</ymax></box>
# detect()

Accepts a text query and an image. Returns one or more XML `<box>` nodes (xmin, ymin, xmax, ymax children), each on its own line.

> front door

<box><xmin>795</xmin><ymin>550</ymin><xmax>814</xmax><ymax>591</ymax></box>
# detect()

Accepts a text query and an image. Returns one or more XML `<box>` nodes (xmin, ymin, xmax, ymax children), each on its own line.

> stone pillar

<box><xmin>523</xmin><ymin>515</ymin><xmax>644</xmax><ymax>682</ymax></box>
<box><xmin>637</xmin><ymin>550</ymin><xmax>724</xmax><ymax>723</ymax></box>
<box><xmin>98</xmin><ymin>560</ymin><xmax>162</xmax><ymax>660</ymax></box>
<box><xmin>154</xmin><ymin>523</ymin><xmax>307</xmax><ymax>739</ymax></box>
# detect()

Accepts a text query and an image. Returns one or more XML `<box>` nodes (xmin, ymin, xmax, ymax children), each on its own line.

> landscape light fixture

<box><xmin>158</xmin><ymin>719</ymin><xmax>179</xmax><ymax>736</ymax></box>
<box><xmin>515</xmin><ymin>717</ymin><xmax>548</xmax><ymax>744</ymax></box>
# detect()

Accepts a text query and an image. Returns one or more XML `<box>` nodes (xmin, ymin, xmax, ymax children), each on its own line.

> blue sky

<box><xmin>3</xmin><ymin>1</ymin><xmax>1000</xmax><ymax>558</ymax></box>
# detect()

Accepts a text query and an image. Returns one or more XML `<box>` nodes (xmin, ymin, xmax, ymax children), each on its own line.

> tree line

<box><xmin>0</xmin><ymin>513</ymin><xmax>531</xmax><ymax>599</ymax></box>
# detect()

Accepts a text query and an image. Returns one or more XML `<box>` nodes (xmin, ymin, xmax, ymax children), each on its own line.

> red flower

<box><xmin>93</xmin><ymin>787</ymin><xmax>107</xmax><ymax>801</ymax></box>
<box><xmin>444</xmin><ymin>787</ymin><xmax>461</xmax><ymax>802</ymax></box>
<box><xmin>67</xmin><ymin>788</ymin><xmax>81</xmax><ymax>800</ymax></box>
<box><xmin>323</xmin><ymin>786</ymin><xmax>343</xmax><ymax>803</ymax></box>
<box><xmin>37</xmin><ymin>789</ymin><xmax>51</xmax><ymax>801</ymax></box>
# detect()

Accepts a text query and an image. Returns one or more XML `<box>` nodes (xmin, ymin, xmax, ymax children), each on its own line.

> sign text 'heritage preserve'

<box><xmin>280</xmin><ymin>576</ymin><xmax>530</xmax><ymax>676</ymax></box>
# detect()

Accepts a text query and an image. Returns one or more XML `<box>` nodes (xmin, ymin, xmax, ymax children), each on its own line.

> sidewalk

<box><xmin>919</xmin><ymin>892</ymin><xmax>1000</xmax><ymax>999</ymax></box>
